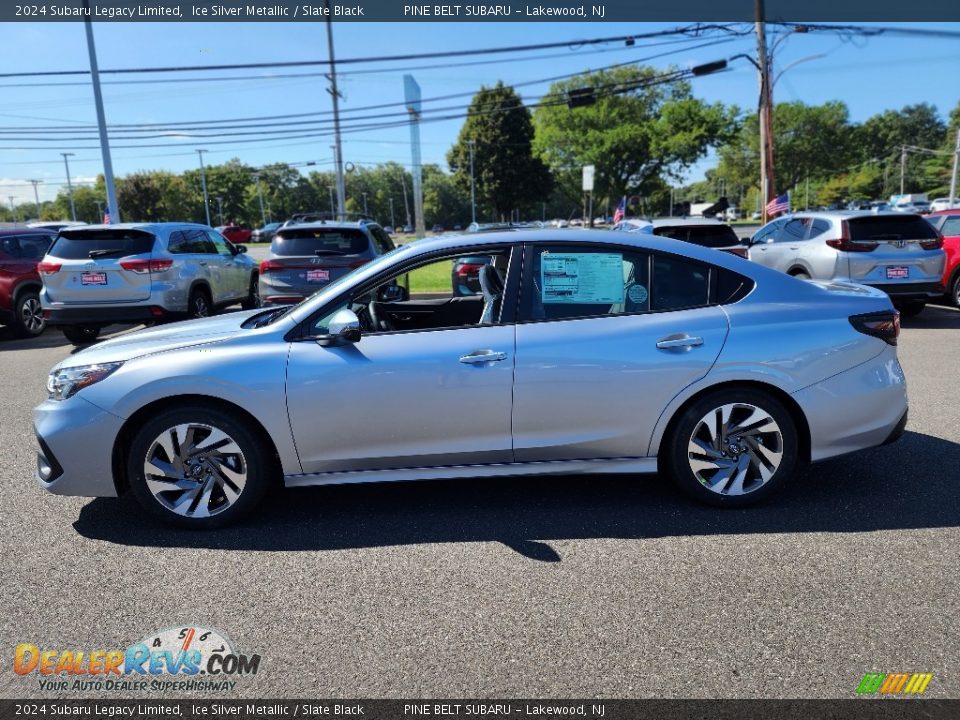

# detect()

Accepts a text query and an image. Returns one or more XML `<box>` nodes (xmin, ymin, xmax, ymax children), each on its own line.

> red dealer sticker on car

<box><xmin>886</xmin><ymin>266</ymin><xmax>909</xmax><ymax>279</ymax></box>
<box><xmin>81</xmin><ymin>272</ymin><xmax>108</xmax><ymax>285</ymax></box>
<box><xmin>306</xmin><ymin>269</ymin><xmax>330</xmax><ymax>283</ymax></box>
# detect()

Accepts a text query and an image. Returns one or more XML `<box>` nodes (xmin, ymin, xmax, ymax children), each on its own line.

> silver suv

<box><xmin>258</xmin><ymin>221</ymin><xmax>394</xmax><ymax>305</ymax></box>
<box><xmin>747</xmin><ymin>211</ymin><xmax>945</xmax><ymax>316</ymax></box>
<box><xmin>39</xmin><ymin>223</ymin><xmax>258</xmax><ymax>344</ymax></box>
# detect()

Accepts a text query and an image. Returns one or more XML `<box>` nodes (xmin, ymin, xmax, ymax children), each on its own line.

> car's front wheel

<box><xmin>187</xmin><ymin>288</ymin><xmax>212</xmax><ymax>319</ymax></box>
<box><xmin>240</xmin><ymin>275</ymin><xmax>260</xmax><ymax>310</ymax></box>
<box><xmin>665</xmin><ymin>388</ymin><xmax>798</xmax><ymax>507</ymax></box>
<box><xmin>127</xmin><ymin>406</ymin><xmax>272</xmax><ymax>528</ymax></box>
<box><xmin>61</xmin><ymin>325</ymin><xmax>101</xmax><ymax>345</ymax></box>
<box><xmin>950</xmin><ymin>273</ymin><xmax>960</xmax><ymax>308</ymax></box>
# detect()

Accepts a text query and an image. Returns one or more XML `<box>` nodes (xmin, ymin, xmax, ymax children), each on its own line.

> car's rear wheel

<box><xmin>61</xmin><ymin>325</ymin><xmax>100</xmax><ymax>345</ymax></box>
<box><xmin>14</xmin><ymin>290</ymin><xmax>45</xmax><ymax>337</ymax></box>
<box><xmin>950</xmin><ymin>273</ymin><xmax>960</xmax><ymax>308</ymax></box>
<box><xmin>187</xmin><ymin>288</ymin><xmax>212</xmax><ymax>319</ymax></box>
<box><xmin>127</xmin><ymin>406</ymin><xmax>271</xmax><ymax>528</ymax></box>
<box><xmin>240</xmin><ymin>275</ymin><xmax>260</xmax><ymax>310</ymax></box>
<box><xmin>790</xmin><ymin>270</ymin><xmax>811</xmax><ymax>280</ymax></box>
<box><xmin>897</xmin><ymin>301</ymin><xmax>925</xmax><ymax>318</ymax></box>
<box><xmin>665</xmin><ymin>388</ymin><xmax>798</xmax><ymax>507</ymax></box>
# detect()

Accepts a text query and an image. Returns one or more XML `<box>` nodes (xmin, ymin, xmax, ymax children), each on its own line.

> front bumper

<box><xmin>793</xmin><ymin>345</ymin><xmax>908</xmax><ymax>463</ymax></box>
<box><xmin>33</xmin><ymin>396</ymin><xmax>124</xmax><ymax>497</ymax></box>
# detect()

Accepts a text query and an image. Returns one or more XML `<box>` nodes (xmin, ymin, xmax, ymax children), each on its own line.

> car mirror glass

<box><xmin>378</xmin><ymin>284</ymin><xmax>408</xmax><ymax>303</ymax></box>
<box><xmin>236</xmin><ymin>244</ymin><xmax>247</xmax><ymax>254</ymax></box>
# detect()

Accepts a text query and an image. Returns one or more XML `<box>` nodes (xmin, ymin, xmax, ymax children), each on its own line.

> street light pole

<box><xmin>216</xmin><ymin>197</ymin><xmax>224</xmax><ymax>226</ymax></box>
<box><xmin>362</xmin><ymin>192</ymin><xmax>368</xmax><ymax>216</ymax></box>
<box><xmin>389</xmin><ymin>197</ymin><xmax>395</xmax><ymax>227</ymax></box>
<box><xmin>900</xmin><ymin>146</ymin><xmax>907</xmax><ymax>195</ymax></box>
<box><xmin>83</xmin><ymin>2</ymin><xmax>119</xmax><ymax>224</ymax></box>
<box><xmin>28</xmin><ymin>180</ymin><xmax>42</xmax><ymax>219</ymax></box>
<box><xmin>196</xmin><ymin>149</ymin><xmax>211</xmax><ymax>226</ymax></box>
<box><xmin>949</xmin><ymin>128</ymin><xmax>960</xmax><ymax>208</ymax></box>
<box><xmin>324</xmin><ymin>1</ymin><xmax>346</xmax><ymax>217</ymax></box>
<box><xmin>94</xmin><ymin>200</ymin><xmax>103</xmax><ymax>222</ymax></box>
<box><xmin>328</xmin><ymin>186</ymin><xmax>335</xmax><ymax>217</ymax></box>
<box><xmin>253</xmin><ymin>173</ymin><xmax>266</xmax><ymax>226</ymax></box>
<box><xmin>468</xmin><ymin>139</ymin><xmax>476</xmax><ymax>224</ymax></box>
<box><xmin>8</xmin><ymin>196</ymin><xmax>16</xmax><ymax>222</ymax></box>
<box><xmin>61</xmin><ymin>152</ymin><xmax>77</xmax><ymax>221</ymax></box>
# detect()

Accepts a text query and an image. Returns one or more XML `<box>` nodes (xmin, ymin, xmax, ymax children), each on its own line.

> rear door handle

<box><xmin>199</xmin><ymin>261</ymin><xmax>208</xmax><ymax>266</ymax></box>
<box><xmin>656</xmin><ymin>336</ymin><xmax>704</xmax><ymax>350</ymax></box>
<box><xmin>460</xmin><ymin>350</ymin><xmax>507</xmax><ymax>364</ymax></box>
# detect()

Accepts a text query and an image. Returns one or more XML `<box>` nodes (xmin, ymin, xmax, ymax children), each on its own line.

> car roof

<box><xmin>58</xmin><ymin>222</ymin><xmax>211</xmax><ymax>233</ymax></box>
<box><xmin>785</xmin><ymin>210</ymin><xmax>925</xmax><ymax>220</ymax></box>
<box><xmin>928</xmin><ymin>208</ymin><xmax>960</xmax><ymax>216</ymax></box>
<box><xmin>0</xmin><ymin>226</ymin><xmax>56</xmax><ymax>236</ymax></box>
<box><xmin>651</xmin><ymin>217</ymin><xmax>729</xmax><ymax>226</ymax></box>
<box><xmin>275</xmin><ymin>221</ymin><xmax>371</xmax><ymax>232</ymax></box>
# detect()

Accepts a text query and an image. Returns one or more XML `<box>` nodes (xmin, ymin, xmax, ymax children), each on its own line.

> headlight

<box><xmin>47</xmin><ymin>362</ymin><xmax>124</xmax><ymax>401</ymax></box>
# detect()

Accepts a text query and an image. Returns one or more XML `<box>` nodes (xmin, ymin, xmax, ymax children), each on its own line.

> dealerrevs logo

<box><xmin>14</xmin><ymin>625</ymin><xmax>261</xmax><ymax>693</ymax></box>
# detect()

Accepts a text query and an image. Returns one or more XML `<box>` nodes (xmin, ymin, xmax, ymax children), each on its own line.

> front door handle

<box><xmin>656</xmin><ymin>336</ymin><xmax>704</xmax><ymax>350</ymax></box>
<box><xmin>460</xmin><ymin>350</ymin><xmax>507</xmax><ymax>364</ymax></box>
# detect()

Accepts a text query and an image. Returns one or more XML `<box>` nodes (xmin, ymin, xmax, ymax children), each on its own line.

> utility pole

<box><xmin>401</xmin><ymin>176</ymin><xmax>411</xmax><ymax>228</ymax></box>
<box><xmin>755</xmin><ymin>0</ymin><xmax>775</xmax><ymax>222</ymax></box>
<box><xmin>900</xmin><ymin>145</ymin><xmax>907</xmax><ymax>195</ymax></box>
<box><xmin>8</xmin><ymin>196</ymin><xmax>16</xmax><ymax>222</ymax></box>
<box><xmin>362</xmin><ymin>192</ymin><xmax>368</xmax><ymax>216</ymax></box>
<box><xmin>61</xmin><ymin>152</ymin><xmax>77</xmax><ymax>221</ymax></box>
<box><xmin>949</xmin><ymin>128</ymin><xmax>960</xmax><ymax>208</ymax></box>
<box><xmin>324</xmin><ymin>1</ymin><xmax>346</xmax><ymax>217</ymax></box>
<box><xmin>94</xmin><ymin>200</ymin><xmax>103</xmax><ymax>222</ymax></box>
<box><xmin>389</xmin><ymin>197</ymin><xmax>395</xmax><ymax>228</ymax></box>
<box><xmin>468</xmin><ymin>139</ymin><xmax>477</xmax><ymax>224</ymax></box>
<box><xmin>328</xmin><ymin>186</ymin><xmax>335</xmax><ymax>217</ymax></box>
<box><xmin>84</xmin><ymin>2</ymin><xmax>119</xmax><ymax>224</ymax></box>
<box><xmin>253</xmin><ymin>173</ymin><xmax>266</xmax><ymax>226</ymax></box>
<box><xmin>196</xmin><ymin>149</ymin><xmax>211</xmax><ymax>226</ymax></box>
<box><xmin>216</xmin><ymin>197</ymin><xmax>224</xmax><ymax>226</ymax></box>
<box><xmin>28</xmin><ymin>180</ymin><xmax>42</xmax><ymax>219</ymax></box>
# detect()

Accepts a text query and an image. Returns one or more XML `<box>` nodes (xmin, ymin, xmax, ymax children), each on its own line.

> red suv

<box><xmin>0</xmin><ymin>228</ymin><xmax>56</xmax><ymax>337</ymax></box>
<box><xmin>925</xmin><ymin>209</ymin><xmax>960</xmax><ymax>306</ymax></box>
<box><xmin>217</xmin><ymin>225</ymin><xmax>252</xmax><ymax>245</ymax></box>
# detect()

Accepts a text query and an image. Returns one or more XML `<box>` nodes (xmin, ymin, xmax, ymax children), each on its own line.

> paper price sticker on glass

<box><xmin>541</xmin><ymin>252</ymin><xmax>624</xmax><ymax>304</ymax></box>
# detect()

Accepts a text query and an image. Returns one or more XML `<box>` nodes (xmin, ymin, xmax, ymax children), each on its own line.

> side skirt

<box><xmin>284</xmin><ymin>457</ymin><xmax>658</xmax><ymax>488</ymax></box>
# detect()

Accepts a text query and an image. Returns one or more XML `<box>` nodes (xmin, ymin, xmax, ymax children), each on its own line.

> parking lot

<box><xmin>1</xmin><ymin>302</ymin><xmax>958</xmax><ymax>699</ymax></box>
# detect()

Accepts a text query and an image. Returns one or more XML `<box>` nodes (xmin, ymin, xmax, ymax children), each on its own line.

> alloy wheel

<box><xmin>686</xmin><ymin>402</ymin><xmax>784</xmax><ymax>496</ymax></box>
<box><xmin>192</xmin><ymin>294</ymin><xmax>210</xmax><ymax>318</ymax></box>
<box><xmin>143</xmin><ymin>423</ymin><xmax>247</xmax><ymax>518</ymax></box>
<box><xmin>19</xmin><ymin>296</ymin><xmax>44</xmax><ymax>334</ymax></box>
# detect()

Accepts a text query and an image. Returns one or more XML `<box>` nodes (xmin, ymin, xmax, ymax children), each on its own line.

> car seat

<box><xmin>478</xmin><ymin>264</ymin><xmax>504</xmax><ymax>324</ymax></box>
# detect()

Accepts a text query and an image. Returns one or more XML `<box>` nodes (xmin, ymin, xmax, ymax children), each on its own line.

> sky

<box><xmin>0</xmin><ymin>20</ymin><xmax>958</xmax><ymax>206</ymax></box>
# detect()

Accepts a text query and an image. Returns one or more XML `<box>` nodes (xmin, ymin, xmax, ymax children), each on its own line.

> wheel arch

<box><xmin>12</xmin><ymin>279</ymin><xmax>42</xmax><ymax>302</ymax></box>
<box><xmin>787</xmin><ymin>266</ymin><xmax>811</xmax><ymax>277</ymax></box>
<box><xmin>111</xmin><ymin>394</ymin><xmax>283</xmax><ymax>495</ymax></box>
<box><xmin>652</xmin><ymin>380</ymin><xmax>812</xmax><ymax>473</ymax></box>
<box><xmin>188</xmin><ymin>279</ymin><xmax>212</xmax><ymax>299</ymax></box>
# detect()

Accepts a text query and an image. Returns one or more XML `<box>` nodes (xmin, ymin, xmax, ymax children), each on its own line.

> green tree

<box><xmin>448</xmin><ymin>82</ymin><xmax>552</xmax><ymax>220</ymax></box>
<box><xmin>533</xmin><ymin>66</ymin><xmax>737</xmax><ymax>211</ymax></box>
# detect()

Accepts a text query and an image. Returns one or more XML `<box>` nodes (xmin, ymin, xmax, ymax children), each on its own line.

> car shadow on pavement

<box><xmin>901</xmin><ymin>303</ymin><xmax>960</xmax><ymax>329</ymax></box>
<box><xmin>73</xmin><ymin>429</ymin><xmax>960</xmax><ymax>561</ymax></box>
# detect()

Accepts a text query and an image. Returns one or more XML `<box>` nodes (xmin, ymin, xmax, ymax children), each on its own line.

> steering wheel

<box><xmin>367</xmin><ymin>300</ymin><xmax>396</xmax><ymax>332</ymax></box>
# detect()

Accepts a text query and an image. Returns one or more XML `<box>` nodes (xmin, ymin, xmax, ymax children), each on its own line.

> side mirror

<box><xmin>319</xmin><ymin>308</ymin><xmax>361</xmax><ymax>346</ymax></box>
<box><xmin>236</xmin><ymin>244</ymin><xmax>248</xmax><ymax>254</ymax></box>
<box><xmin>378</xmin><ymin>284</ymin><xmax>408</xmax><ymax>303</ymax></box>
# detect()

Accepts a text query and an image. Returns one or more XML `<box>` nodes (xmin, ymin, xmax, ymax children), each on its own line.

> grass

<box><xmin>403</xmin><ymin>259</ymin><xmax>454</xmax><ymax>294</ymax></box>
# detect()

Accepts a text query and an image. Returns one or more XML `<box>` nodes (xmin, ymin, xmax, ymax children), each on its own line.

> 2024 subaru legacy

<box><xmin>35</xmin><ymin>230</ymin><xmax>907</xmax><ymax>528</ymax></box>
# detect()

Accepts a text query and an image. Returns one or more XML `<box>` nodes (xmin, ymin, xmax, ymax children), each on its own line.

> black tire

<box><xmin>897</xmin><ymin>301</ymin><xmax>925</xmax><ymax>318</ymax></box>
<box><xmin>13</xmin><ymin>290</ymin><xmax>45</xmax><ymax>337</ymax></box>
<box><xmin>240</xmin><ymin>275</ymin><xmax>260</xmax><ymax>310</ymax></box>
<box><xmin>950</xmin><ymin>272</ymin><xmax>960</xmax><ymax>308</ymax></box>
<box><xmin>126</xmin><ymin>405</ymin><xmax>272</xmax><ymax>529</ymax></box>
<box><xmin>187</xmin><ymin>287</ymin><xmax>213</xmax><ymax>319</ymax></box>
<box><xmin>62</xmin><ymin>325</ymin><xmax>101</xmax><ymax>345</ymax></box>
<box><xmin>664</xmin><ymin>388</ymin><xmax>799</xmax><ymax>508</ymax></box>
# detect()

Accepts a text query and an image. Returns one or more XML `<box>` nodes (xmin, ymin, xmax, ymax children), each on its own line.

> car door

<box><xmin>747</xmin><ymin>218</ymin><xmax>786</xmax><ymax>267</ymax></box>
<box><xmin>285</xmin><ymin>246</ymin><xmax>520</xmax><ymax>474</ymax></box>
<box><xmin>511</xmin><ymin>242</ymin><xmax>728</xmax><ymax>462</ymax></box>
<box><xmin>206</xmin><ymin>229</ymin><xmax>246</xmax><ymax>300</ymax></box>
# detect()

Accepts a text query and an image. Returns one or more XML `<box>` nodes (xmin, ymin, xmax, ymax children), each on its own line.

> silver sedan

<box><xmin>34</xmin><ymin>230</ymin><xmax>908</xmax><ymax>528</ymax></box>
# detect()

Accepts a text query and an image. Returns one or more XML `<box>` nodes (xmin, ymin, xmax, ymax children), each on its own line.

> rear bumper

<box><xmin>44</xmin><ymin>305</ymin><xmax>169</xmax><ymax>327</ymax></box>
<box><xmin>864</xmin><ymin>281</ymin><xmax>944</xmax><ymax>299</ymax></box>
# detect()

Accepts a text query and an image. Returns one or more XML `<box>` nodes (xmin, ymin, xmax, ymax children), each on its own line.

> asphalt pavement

<box><xmin>0</xmin><ymin>302</ymin><xmax>957</xmax><ymax>699</ymax></box>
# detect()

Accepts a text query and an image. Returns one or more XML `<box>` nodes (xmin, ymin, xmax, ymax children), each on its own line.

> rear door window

<box><xmin>940</xmin><ymin>217</ymin><xmax>960</xmax><ymax>236</ymax></box>
<box><xmin>654</xmin><ymin>224</ymin><xmax>739</xmax><ymax>248</ymax></box>
<box><xmin>272</xmin><ymin>229</ymin><xmax>370</xmax><ymax>257</ymax></box>
<box><xmin>780</xmin><ymin>218</ymin><xmax>811</xmax><ymax>241</ymax></box>
<box><xmin>847</xmin><ymin>216</ymin><xmax>939</xmax><ymax>241</ymax></box>
<box><xmin>49</xmin><ymin>229</ymin><xmax>156</xmax><ymax>259</ymax></box>
<box><xmin>1</xmin><ymin>234</ymin><xmax>53</xmax><ymax>260</ymax></box>
<box><xmin>809</xmin><ymin>219</ymin><xmax>831</xmax><ymax>238</ymax></box>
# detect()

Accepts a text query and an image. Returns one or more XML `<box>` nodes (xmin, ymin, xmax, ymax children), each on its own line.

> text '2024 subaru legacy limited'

<box><xmin>35</xmin><ymin>230</ymin><xmax>907</xmax><ymax>528</ymax></box>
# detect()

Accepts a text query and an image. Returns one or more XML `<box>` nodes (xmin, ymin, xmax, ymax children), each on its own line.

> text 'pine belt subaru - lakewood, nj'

<box><xmin>35</xmin><ymin>229</ymin><xmax>908</xmax><ymax>528</ymax></box>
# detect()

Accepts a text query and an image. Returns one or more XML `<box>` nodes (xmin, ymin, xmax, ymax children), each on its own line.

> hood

<box><xmin>58</xmin><ymin>310</ymin><xmax>264</xmax><ymax>369</ymax></box>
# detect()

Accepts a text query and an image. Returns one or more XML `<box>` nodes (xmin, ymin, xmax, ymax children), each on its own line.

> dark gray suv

<box><xmin>258</xmin><ymin>221</ymin><xmax>395</xmax><ymax>305</ymax></box>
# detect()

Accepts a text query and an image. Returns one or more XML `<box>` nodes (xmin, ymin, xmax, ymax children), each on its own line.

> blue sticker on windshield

<box><xmin>627</xmin><ymin>284</ymin><xmax>648</xmax><ymax>305</ymax></box>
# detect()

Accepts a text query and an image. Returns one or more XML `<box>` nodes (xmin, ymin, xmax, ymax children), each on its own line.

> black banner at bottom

<box><xmin>1</xmin><ymin>700</ymin><xmax>959</xmax><ymax>720</ymax></box>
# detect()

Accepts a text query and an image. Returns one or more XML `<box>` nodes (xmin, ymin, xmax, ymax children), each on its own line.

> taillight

<box><xmin>920</xmin><ymin>233</ymin><xmax>943</xmax><ymax>250</ymax></box>
<box><xmin>722</xmin><ymin>247</ymin><xmax>748</xmax><ymax>258</ymax></box>
<box><xmin>827</xmin><ymin>220</ymin><xmax>877</xmax><ymax>252</ymax></box>
<box><xmin>348</xmin><ymin>259</ymin><xmax>368</xmax><ymax>269</ymax></box>
<box><xmin>119</xmin><ymin>259</ymin><xmax>173</xmax><ymax>274</ymax></box>
<box><xmin>37</xmin><ymin>261</ymin><xmax>62</xmax><ymax>274</ymax></box>
<box><xmin>260</xmin><ymin>260</ymin><xmax>284</xmax><ymax>273</ymax></box>
<box><xmin>849</xmin><ymin>310</ymin><xmax>900</xmax><ymax>346</ymax></box>
<box><xmin>456</xmin><ymin>262</ymin><xmax>484</xmax><ymax>276</ymax></box>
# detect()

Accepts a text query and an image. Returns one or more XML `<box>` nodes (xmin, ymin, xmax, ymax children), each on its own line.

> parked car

<box><xmin>432</xmin><ymin>224</ymin><xmax>445</xmax><ymax>233</ymax></box>
<box><xmin>402</xmin><ymin>225</ymin><xmax>413</xmax><ymax>234</ymax></box>
<box><xmin>650</xmin><ymin>218</ymin><xmax>748</xmax><ymax>258</ymax></box>
<box><xmin>451</xmin><ymin>255</ymin><xmax>494</xmax><ymax>296</ymax></box>
<box><xmin>0</xmin><ymin>228</ymin><xmax>57</xmax><ymax>337</ymax></box>
<box><xmin>746</xmin><ymin>211</ymin><xmax>945</xmax><ymax>316</ymax></box>
<box><xmin>258</xmin><ymin>221</ymin><xmax>395</xmax><ymax>306</ymax></box>
<box><xmin>383</xmin><ymin>226</ymin><xmax>395</xmax><ymax>235</ymax></box>
<box><xmin>217</xmin><ymin>225</ymin><xmax>253</xmax><ymax>244</ymax></box>
<box><xmin>924</xmin><ymin>208</ymin><xmax>960</xmax><ymax>306</ymax></box>
<box><xmin>38</xmin><ymin>223</ymin><xmax>259</xmax><ymax>344</ymax></box>
<box><xmin>250</xmin><ymin>222</ymin><xmax>281</xmax><ymax>243</ymax></box>
<box><xmin>929</xmin><ymin>198</ymin><xmax>959</xmax><ymax>212</ymax></box>
<box><xmin>611</xmin><ymin>218</ymin><xmax>653</xmax><ymax>234</ymax></box>
<box><xmin>35</xmin><ymin>229</ymin><xmax>908</xmax><ymax>528</ymax></box>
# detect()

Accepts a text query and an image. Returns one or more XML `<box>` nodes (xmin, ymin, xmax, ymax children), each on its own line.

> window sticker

<box><xmin>540</xmin><ymin>252</ymin><xmax>624</xmax><ymax>304</ymax></box>
<box><xmin>627</xmin><ymin>284</ymin><xmax>648</xmax><ymax>305</ymax></box>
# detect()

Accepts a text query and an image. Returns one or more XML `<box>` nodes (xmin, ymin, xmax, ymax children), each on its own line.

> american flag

<box><xmin>613</xmin><ymin>196</ymin><xmax>626</xmax><ymax>224</ymax></box>
<box><xmin>765</xmin><ymin>193</ymin><xmax>790</xmax><ymax>217</ymax></box>
<box><xmin>102</xmin><ymin>207</ymin><xmax>111</xmax><ymax>224</ymax></box>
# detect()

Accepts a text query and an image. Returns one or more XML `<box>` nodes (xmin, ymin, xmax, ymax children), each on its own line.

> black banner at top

<box><xmin>3</xmin><ymin>0</ymin><xmax>960</xmax><ymax>22</ymax></box>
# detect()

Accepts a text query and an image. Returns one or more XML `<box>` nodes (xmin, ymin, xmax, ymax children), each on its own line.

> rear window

<box><xmin>271</xmin><ymin>229</ymin><xmax>369</xmax><ymax>256</ymax></box>
<box><xmin>848</xmin><ymin>216</ymin><xmax>939</xmax><ymax>241</ymax></box>
<box><xmin>50</xmin><ymin>230</ymin><xmax>156</xmax><ymax>260</ymax></box>
<box><xmin>0</xmin><ymin>234</ymin><xmax>53</xmax><ymax>260</ymax></box>
<box><xmin>654</xmin><ymin>224</ymin><xmax>740</xmax><ymax>249</ymax></box>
